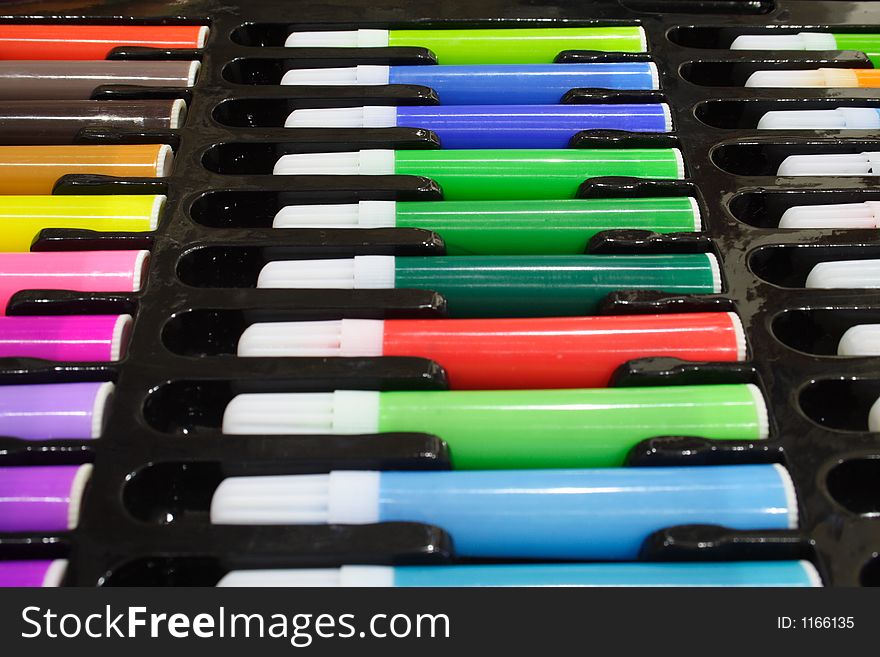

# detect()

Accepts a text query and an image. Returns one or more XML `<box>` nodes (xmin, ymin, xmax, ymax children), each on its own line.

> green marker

<box><xmin>257</xmin><ymin>253</ymin><xmax>721</xmax><ymax>317</ymax></box>
<box><xmin>223</xmin><ymin>384</ymin><xmax>767</xmax><ymax>469</ymax></box>
<box><xmin>273</xmin><ymin>197</ymin><xmax>701</xmax><ymax>255</ymax></box>
<box><xmin>285</xmin><ymin>27</ymin><xmax>647</xmax><ymax>64</ymax></box>
<box><xmin>732</xmin><ymin>32</ymin><xmax>880</xmax><ymax>67</ymax></box>
<box><xmin>273</xmin><ymin>148</ymin><xmax>684</xmax><ymax>201</ymax></box>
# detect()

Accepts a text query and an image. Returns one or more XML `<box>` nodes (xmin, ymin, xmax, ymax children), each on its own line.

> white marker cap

<box><xmin>837</xmin><ymin>324</ymin><xmax>880</xmax><ymax>356</ymax></box>
<box><xmin>223</xmin><ymin>390</ymin><xmax>381</xmax><ymax>434</ymax></box>
<box><xmin>731</xmin><ymin>33</ymin><xmax>837</xmax><ymax>51</ymax></box>
<box><xmin>806</xmin><ymin>259</ymin><xmax>880</xmax><ymax>288</ymax></box>
<box><xmin>758</xmin><ymin>108</ymin><xmax>880</xmax><ymax>130</ymax></box>
<box><xmin>210</xmin><ymin>470</ymin><xmax>380</xmax><ymax>525</ymax></box>
<box><xmin>238</xmin><ymin>319</ymin><xmax>385</xmax><ymax>357</ymax></box>
<box><xmin>68</xmin><ymin>464</ymin><xmax>93</xmax><ymax>529</ymax></box>
<box><xmin>257</xmin><ymin>256</ymin><xmax>395</xmax><ymax>289</ymax></box>
<box><xmin>218</xmin><ymin>566</ymin><xmax>395</xmax><ymax>588</ymax></box>
<box><xmin>869</xmin><ymin>397</ymin><xmax>880</xmax><ymax>432</ymax></box>
<box><xmin>745</xmin><ymin>68</ymin><xmax>859</xmax><ymax>88</ymax></box>
<box><xmin>778</xmin><ymin>152</ymin><xmax>880</xmax><ymax>176</ymax></box>
<box><xmin>274</xmin><ymin>201</ymin><xmax>397</xmax><ymax>228</ymax></box>
<box><xmin>285</xmin><ymin>29</ymin><xmax>390</xmax><ymax>48</ymax></box>
<box><xmin>274</xmin><ymin>150</ymin><xmax>395</xmax><ymax>175</ymax></box>
<box><xmin>281</xmin><ymin>65</ymin><xmax>390</xmax><ymax>86</ymax></box>
<box><xmin>779</xmin><ymin>201</ymin><xmax>880</xmax><ymax>229</ymax></box>
<box><xmin>42</xmin><ymin>560</ymin><xmax>68</xmax><ymax>588</ymax></box>
<box><xmin>285</xmin><ymin>106</ymin><xmax>398</xmax><ymax>128</ymax></box>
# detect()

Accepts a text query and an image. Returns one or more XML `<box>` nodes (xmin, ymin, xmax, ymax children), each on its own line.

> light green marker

<box><xmin>732</xmin><ymin>32</ymin><xmax>880</xmax><ymax>67</ymax></box>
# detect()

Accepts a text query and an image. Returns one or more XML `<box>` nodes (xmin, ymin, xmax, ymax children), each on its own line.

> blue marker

<box><xmin>217</xmin><ymin>561</ymin><xmax>821</xmax><ymax>587</ymax></box>
<box><xmin>286</xmin><ymin>104</ymin><xmax>672</xmax><ymax>148</ymax></box>
<box><xmin>281</xmin><ymin>63</ymin><xmax>659</xmax><ymax>105</ymax></box>
<box><xmin>210</xmin><ymin>465</ymin><xmax>797</xmax><ymax>560</ymax></box>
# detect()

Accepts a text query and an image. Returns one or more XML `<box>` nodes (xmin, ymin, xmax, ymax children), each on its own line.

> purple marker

<box><xmin>0</xmin><ymin>560</ymin><xmax>67</xmax><ymax>587</ymax></box>
<box><xmin>0</xmin><ymin>315</ymin><xmax>132</xmax><ymax>362</ymax></box>
<box><xmin>0</xmin><ymin>382</ymin><xmax>113</xmax><ymax>440</ymax></box>
<box><xmin>0</xmin><ymin>465</ymin><xmax>91</xmax><ymax>532</ymax></box>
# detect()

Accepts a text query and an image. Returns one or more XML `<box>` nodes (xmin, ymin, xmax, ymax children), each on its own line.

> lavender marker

<box><xmin>0</xmin><ymin>465</ymin><xmax>92</xmax><ymax>532</ymax></box>
<box><xmin>0</xmin><ymin>382</ymin><xmax>113</xmax><ymax>440</ymax></box>
<box><xmin>0</xmin><ymin>560</ymin><xmax>67</xmax><ymax>587</ymax></box>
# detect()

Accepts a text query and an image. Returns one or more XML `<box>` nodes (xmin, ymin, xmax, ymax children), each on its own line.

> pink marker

<box><xmin>0</xmin><ymin>560</ymin><xmax>67</xmax><ymax>587</ymax></box>
<box><xmin>0</xmin><ymin>250</ymin><xmax>149</xmax><ymax>314</ymax></box>
<box><xmin>0</xmin><ymin>315</ymin><xmax>132</xmax><ymax>361</ymax></box>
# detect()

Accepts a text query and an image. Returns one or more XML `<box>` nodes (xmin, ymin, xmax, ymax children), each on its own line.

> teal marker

<box><xmin>732</xmin><ymin>32</ymin><xmax>880</xmax><ymax>67</ymax></box>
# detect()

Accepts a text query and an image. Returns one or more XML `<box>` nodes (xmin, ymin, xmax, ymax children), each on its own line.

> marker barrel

<box><xmin>0</xmin><ymin>315</ymin><xmax>132</xmax><ymax>362</ymax></box>
<box><xmin>831</xmin><ymin>34</ymin><xmax>880</xmax><ymax>67</ymax></box>
<box><xmin>0</xmin><ymin>250</ymin><xmax>149</xmax><ymax>314</ymax></box>
<box><xmin>0</xmin><ymin>560</ymin><xmax>67</xmax><ymax>588</ymax></box>
<box><xmin>0</xmin><ymin>194</ymin><xmax>164</xmax><ymax>251</ymax></box>
<box><xmin>0</xmin><ymin>465</ymin><xmax>91</xmax><ymax>532</ymax></box>
<box><xmin>0</xmin><ymin>382</ymin><xmax>114</xmax><ymax>440</ymax></box>
<box><xmin>0</xmin><ymin>24</ymin><xmax>208</xmax><ymax>60</ymax></box>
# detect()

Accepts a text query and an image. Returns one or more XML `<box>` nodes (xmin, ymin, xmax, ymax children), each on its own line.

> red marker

<box><xmin>238</xmin><ymin>312</ymin><xmax>745</xmax><ymax>389</ymax></box>
<box><xmin>0</xmin><ymin>24</ymin><xmax>209</xmax><ymax>60</ymax></box>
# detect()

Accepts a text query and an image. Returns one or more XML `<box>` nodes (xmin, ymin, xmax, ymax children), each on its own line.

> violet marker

<box><xmin>0</xmin><ymin>465</ymin><xmax>92</xmax><ymax>532</ymax></box>
<box><xmin>0</xmin><ymin>560</ymin><xmax>67</xmax><ymax>587</ymax></box>
<box><xmin>0</xmin><ymin>382</ymin><xmax>113</xmax><ymax>440</ymax></box>
<box><xmin>0</xmin><ymin>315</ymin><xmax>132</xmax><ymax>362</ymax></box>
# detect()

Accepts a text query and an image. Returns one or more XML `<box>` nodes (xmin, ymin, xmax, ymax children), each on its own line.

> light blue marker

<box><xmin>759</xmin><ymin>107</ymin><xmax>880</xmax><ymax>130</ymax></box>
<box><xmin>217</xmin><ymin>561</ymin><xmax>821</xmax><ymax>587</ymax></box>
<box><xmin>210</xmin><ymin>464</ymin><xmax>798</xmax><ymax>560</ymax></box>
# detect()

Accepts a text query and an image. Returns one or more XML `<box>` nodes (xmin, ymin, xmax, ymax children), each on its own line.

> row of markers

<box><xmin>4</xmin><ymin>24</ymin><xmax>880</xmax><ymax>588</ymax></box>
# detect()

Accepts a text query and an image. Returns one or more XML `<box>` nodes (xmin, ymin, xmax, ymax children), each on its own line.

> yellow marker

<box><xmin>0</xmin><ymin>195</ymin><xmax>163</xmax><ymax>251</ymax></box>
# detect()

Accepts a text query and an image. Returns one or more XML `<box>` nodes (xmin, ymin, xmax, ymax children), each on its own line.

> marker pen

<box><xmin>0</xmin><ymin>250</ymin><xmax>149</xmax><ymax>313</ymax></box>
<box><xmin>805</xmin><ymin>259</ymin><xmax>880</xmax><ymax>288</ymax></box>
<box><xmin>0</xmin><ymin>465</ymin><xmax>91</xmax><ymax>532</ymax></box>
<box><xmin>237</xmin><ymin>312</ymin><xmax>744</xmax><ymax>389</ymax></box>
<box><xmin>0</xmin><ymin>560</ymin><xmax>67</xmax><ymax>588</ymax></box>
<box><xmin>838</xmin><ymin>324</ymin><xmax>880</xmax><ymax>355</ymax></box>
<box><xmin>0</xmin><ymin>382</ymin><xmax>114</xmax><ymax>440</ymax></box>
<box><xmin>0</xmin><ymin>100</ymin><xmax>187</xmax><ymax>145</ymax></box>
<box><xmin>0</xmin><ymin>61</ymin><xmax>200</xmax><ymax>101</ymax></box>
<box><xmin>0</xmin><ymin>144</ymin><xmax>173</xmax><ymax>195</ymax></box>
<box><xmin>731</xmin><ymin>32</ymin><xmax>880</xmax><ymax>67</ymax></box>
<box><xmin>218</xmin><ymin>561</ymin><xmax>822</xmax><ymax>588</ymax></box>
<box><xmin>210</xmin><ymin>464</ymin><xmax>797</xmax><ymax>559</ymax></box>
<box><xmin>868</xmin><ymin>397</ymin><xmax>880</xmax><ymax>431</ymax></box>
<box><xmin>0</xmin><ymin>194</ymin><xmax>164</xmax><ymax>251</ymax></box>
<box><xmin>0</xmin><ymin>24</ymin><xmax>209</xmax><ymax>60</ymax></box>
<box><xmin>222</xmin><ymin>384</ymin><xmax>766</xmax><ymax>469</ymax></box>
<box><xmin>273</xmin><ymin>148</ymin><xmax>685</xmax><ymax>201</ymax></box>
<box><xmin>274</xmin><ymin>197</ymin><xmax>700</xmax><ymax>255</ymax></box>
<box><xmin>286</xmin><ymin>27</ymin><xmax>648</xmax><ymax>64</ymax></box>
<box><xmin>758</xmin><ymin>107</ymin><xmax>880</xmax><ymax>130</ymax></box>
<box><xmin>286</xmin><ymin>104</ymin><xmax>672</xmax><ymax>148</ymax></box>
<box><xmin>745</xmin><ymin>68</ymin><xmax>880</xmax><ymax>88</ymax></box>
<box><xmin>778</xmin><ymin>201</ymin><xmax>880</xmax><ymax>229</ymax></box>
<box><xmin>257</xmin><ymin>253</ymin><xmax>720</xmax><ymax>317</ymax></box>
<box><xmin>778</xmin><ymin>152</ymin><xmax>880</xmax><ymax>176</ymax></box>
<box><xmin>0</xmin><ymin>315</ymin><xmax>132</xmax><ymax>362</ymax></box>
<box><xmin>281</xmin><ymin>63</ymin><xmax>659</xmax><ymax>105</ymax></box>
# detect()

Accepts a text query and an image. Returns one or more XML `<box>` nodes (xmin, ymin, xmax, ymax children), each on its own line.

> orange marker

<box><xmin>746</xmin><ymin>68</ymin><xmax>880</xmax><ymax>88</ymax></box>
<box><xmin>0</xmin><ymin>144</ymin><xmax>173</xmax><ymax>194</ymax></box>
<box><xmin>0</xmin><ymin>24</ymin><xmax>208</xmax><ymax>60</ymax></box>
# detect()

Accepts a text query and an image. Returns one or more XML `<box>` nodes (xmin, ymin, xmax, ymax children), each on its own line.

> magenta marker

<box><xmin>0</xmin><ymin>465</ymin><xmax>91</xmax><ymax>532</ymax></box>
<box><xmin>0</xmin><ymin>315</ymin><xmax>132</xmax><ymax>362</ymax></box>
<box><xmin>0</xmin><ymin>382</ymin><xmax>113</xmax><ymax>440</ymax></box>
<box><xmin>0</xmin><ymin>560</ymin><xmax>67</xmax><ymax>587</ymax></box>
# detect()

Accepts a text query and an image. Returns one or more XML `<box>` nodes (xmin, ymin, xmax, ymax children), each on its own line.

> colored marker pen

<box><xmin>286</xmin><ymin>27</ymin><xmax>648</xmax><ymax>64</ymax></box>
<box><xmin>0</xmin><ymin>24</ymin><xmax>209</xmax><ymax>60</ymax></box>
<box><xmin>0</xmin><ymin>382</ymin><xmax>114</xmax><ymax>440</ymax></box>
<box><xmin>274</xmin><ymin>197</ymin><xmax>700</xmax><ymax>255</ymax></box>
<box><xmin>0</xmin><ymin>194</ymin><xmax>164</xmax><ymax>251</ymax></box>
<box><xmin>838</xmin><ymin>324</ymin><xmax>880</xmax><ymax>355</ymax></box>
<box><xmin>732</xmin><ymin>32</ymin><xmax>880</xmax><ymax>67</ymax></box>
<box><xmin>806</xmin><ymin>259</ymin><xmax>880</xmax><ymax>288</ymax></box>
<box><xmin>286</xmin><ymin>104</ymin><xmax>672</xmax><ymax>148</ymax></box>
<box><xmin>758</xmin><ymin>107</ymin><xmax>880</xmax><ymax>130</ymax></box>
<box><xmin>237</xmin><ymin>312</ymin><xmax>744</xmax><ymax>389</ymax></box>
<box><xmin>273</xmin><ymin>148</ymin><xmax>685</xmax><ymax>201</ymax></box>
<box><xmin>778</xmin><ymin>152</ymin><xmax>880</xmax><ymax>176</ymax></box>
<box><xmin>281</xmin><ymin>63</ymin><xmax>659</xmax><ymax>105</ymax></box>
<box><xmin>257</xmin><ymin>253</ymin><xmax>720</xmax><ymax>318</ymax></box>
<box><xmin>779</xmin><ymin>201</ymin><xmax>880</xmax><ymax>229</ymax></box>
<box><xmin>0</xmin><ymin>250</ymin><xmax>149</xmax><ymax>314</ymax></box>
<box><xmin>745</xmin><ymin>68</ymin><xmax>880</xmax><ymax>88</ymax></box>
<box><xmin>0</xmin><ymin>315</ymin><xmax>132</xmax><ymax>362</ymax></box>
<box><xmin>0</xmin><ymin>465</ymin><xmax>92</xmax><ymax>532</ymax></box>
<box><xmin>210</xmin><ymin>465</ymin><xmax>797</xmax><ymax>559</ymax></box>
<box><xmin>222</xmin><ymin>384</ymin><xmax>767</xmax><ymax>469</ymax></box>
<box><xmin>218</xmin><ymin>561</ymin><xmax>822</xmax><ymax>588</ymax></box>
<box><xmin>0</xmin><ymin>560</ymin><xmax>67</xmax><ymax>588</ymax></box>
